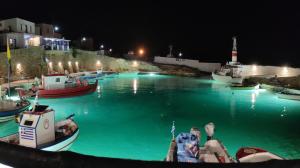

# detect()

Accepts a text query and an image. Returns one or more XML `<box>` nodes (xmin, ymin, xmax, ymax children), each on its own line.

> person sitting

<box><xmin>29</xmin><ymin>84</ymin><xmax>38</xmax><ymax>94</ymax></box>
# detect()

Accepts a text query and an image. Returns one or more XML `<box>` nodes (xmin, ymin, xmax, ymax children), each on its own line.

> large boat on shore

<box><xmin>212</xmin><ymin>37</ymin><xmax>244</xmax><ymax>84</ymax></box>
<box><xmin>165</xmin><ymin>122</ymin><xmax>284</xmax><ymax>163</ymax></box>
<box><xmin>0</xmin><ymin>104</ymin><xmax>79</xmax><ymax>151</ymax></box>
<box><xmin>18</xmin><ymin>74</ymin><xmax>98</xmax><ymax>98</ymax></box>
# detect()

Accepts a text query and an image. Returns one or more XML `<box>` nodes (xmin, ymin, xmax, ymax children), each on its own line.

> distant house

<box><xmin>36</xmin><ymin>23</ymin><xmax>70</xmax><ymax>51</ymax></box>
<box><xmin>0</xmin><ymin>18</ymin><xmax>70</xmax><ymax>51</ymax></box>
<box><xmin>0</xmin><ymin>18</ymin><xmax>41</xmax><ymax>49</ymax></box>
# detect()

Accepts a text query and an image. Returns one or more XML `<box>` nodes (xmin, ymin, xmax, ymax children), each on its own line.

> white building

<box><xmin>0</xmin><ymin>18</ymin><xmax>69</xmax><ymax>51</ymax></box>
<box><xmin>0</xmin><ymin>18</ymin><xmax>41</xmax><ymax>48</ymax></box>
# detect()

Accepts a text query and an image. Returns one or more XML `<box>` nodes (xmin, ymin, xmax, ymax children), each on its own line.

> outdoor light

<box><xmin>100</xmin><ymin>44</ymin><xmax>104</xmax><ymax>49</ymax></box>
<box><xmin>68</xmin><ymin>61</ymin><xmax>72</xmax><ymax>66</ymax></box>
<box><xmin>252</xmin><ymin>65</ymin><xmax>257</xmax><ymax>71</ymax></box>
<box><xmin>96</xmin><ymin>60</ymin><xmax>101</xmax><ymax>65</ymax></box>
<box><xmin>49</xmin><ymin>62</ymin><xmax>52</xmax><ymax>66</ymax></box>
<box><xmin>283</xmin><ymin>67</ymin><xmax>288</xmax><ymax>73</ymax></box>
<box><xmin>109</xmin><ymin>48</ymin><xmax>112</xmax><ymax>52</ymax></box>
<box><xmin>58</xmin><ymin>62</ymin><xmax>62</xmax><ymax>66</ymax></box>
<box><xmin>132</xmin><ymin>61</ymin><xmax>138</xmax><ymax>67</ymax></box>
<box><xmin>179</xmin><ymin>52</ymin><xmax>183</xmax><ymax>57</ymax></box>
<box><xmin>75</xmin><ymin>61</ymin><xmax>79</xmax><ymax>65</ymax></box>
<box><xmin>54</xmin><ymin>26</ymin><xmax>59</xmax><ymax>31</ymax></box>
<box><xmin>16</xmin><ymin>63</ymin><xmax>21</xmax><ymax>70</ymax></box>
<box><xmin>82</xmin><ymin>37</ymin><xmax>86</xmax><ymax>41</ymax></box>
<box><xmin>139</xmin><ymin>49</ymin><xmax>144</xmax><ymax>55</ymax></box>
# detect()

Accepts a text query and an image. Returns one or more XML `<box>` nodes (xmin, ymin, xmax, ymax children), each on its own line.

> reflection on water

<box><xmin>133</xmin><ymin>79</ymin><xmax>138</xmax><ymax>94</ymax></box>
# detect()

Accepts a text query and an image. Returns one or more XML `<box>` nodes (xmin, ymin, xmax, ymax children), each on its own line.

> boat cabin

<box><xmin>42</xmin><ymin>74</ymin><xmax>68</xmax><ymax>90</ymax></box>
<box><xmin>19</xmin><ymin>105</ymin><xmax>55</xmax><ymax>148</ymax></box>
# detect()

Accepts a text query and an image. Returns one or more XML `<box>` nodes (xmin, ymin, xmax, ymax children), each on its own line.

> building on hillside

<box><xmin>36</xmin><ymin>23</ymin><xmax>70</xmax><ymax>51</ymax></box>
<box><xmin>0</xmin><ymin>18</ymin><xmax>41</xmax><ymax>49</ymax></box>
<box><xmin>0</xmin><ymin>18</ymin><xmax>70</xmax><ymax>51</ymax></box>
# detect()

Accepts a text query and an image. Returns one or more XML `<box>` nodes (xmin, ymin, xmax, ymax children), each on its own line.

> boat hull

<box><xmin>212</xmin><ymin>72</ymin><xmax>243</xmax><ymax>84</ymax></box>
<box><xmin>38</xmin><ymin>80</ymin><xmax>98</xmax><ymax>98</ymax></box>
<box><xmin>0</xmin><ymin>100</ymin><xmax>31</xmax><ymax>123</ymax></box>
<box><xmin>41</xmin><ymin>129</ymin><xmax>79</xmax><ymax>151</ymax></box>
<box><xmin>277</xmin><ymin>92</ymin><xmax>300</xmax><ymax>101</ymax></box>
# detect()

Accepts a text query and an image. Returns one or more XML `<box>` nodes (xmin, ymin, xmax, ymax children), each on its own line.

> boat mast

<box><xmin>232</xmin><ymin>37</ymin><xmax>237</xmax><ymax>63</ymax></box>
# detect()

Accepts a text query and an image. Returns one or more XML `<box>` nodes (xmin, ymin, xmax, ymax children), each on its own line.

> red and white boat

<box><xmin>19</xmin><ymin>74</ymin><xmax>98</xmax><ymax>98</ymax></box>
<box><xmin>236</xmin><ymin>147</ymin><xmax>284</xmax><ymax>163</ymax></box>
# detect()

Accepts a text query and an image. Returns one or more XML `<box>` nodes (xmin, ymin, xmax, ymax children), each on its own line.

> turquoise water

<box><xmin>1</xmin><ymin>73</ymin><xmax>300</xmax><ymax>160</ymax></box>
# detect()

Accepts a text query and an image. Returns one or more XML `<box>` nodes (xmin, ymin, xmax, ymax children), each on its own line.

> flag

<box><xmin>6</xmin><ymin>39</ymin><xmax>12</xmax><ymax>73</ymax></box>
<box><xmin>171</xmin><ymin>121</ymin><xmax>175</xmax><ymax>139</ymax></box>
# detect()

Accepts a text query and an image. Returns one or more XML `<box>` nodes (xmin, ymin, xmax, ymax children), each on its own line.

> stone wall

<box><xmin>0</xmin><ymin>47</ymin><xmax>160</xmax><ymax>81</ymax></box>
<box><xmin>154</xmin><ymin>56</ymin><xmax>221</xmax><ymax>72</ymax></box>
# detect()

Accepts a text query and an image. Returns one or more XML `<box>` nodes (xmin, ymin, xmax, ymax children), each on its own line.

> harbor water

<box><xmin>1</xmin><ymin>73</ymin><xmax>300</xmax><ymax>160</ymax></box>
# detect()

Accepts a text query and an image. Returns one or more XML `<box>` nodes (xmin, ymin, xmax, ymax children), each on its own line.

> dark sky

<box><xmin>1</xmin><ymin>1</ymin><xmax>300</xmax><ymax>66</ymax></box>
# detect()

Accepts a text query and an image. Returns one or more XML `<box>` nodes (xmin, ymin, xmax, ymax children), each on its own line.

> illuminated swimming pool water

<box><xmin>1</xmin><ymin>73</ymin><xmax>300</xmax><ymax>160</ymax></box>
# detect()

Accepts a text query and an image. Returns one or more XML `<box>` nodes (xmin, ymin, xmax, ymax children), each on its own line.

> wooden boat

<box><xmin>0</xmin><ymin>99</ymin><xmax>30</xmax><ymax>122</ymax></box>
<box><xmin>166</xmin><ymin>122</ymin><xmax>283</xmax><ymax>163</ymax></box>
<box><xmin>230</xmin><ymin>83</ymin><xmax>259</xmax><ymax>90</ymax></box>
<box><xmin>166</xmin><ymin>123</ymin><xmax>235</xmax><ymax>163</ymax></box>
<box><xmin>0</xmin><ymin>105</ymin><xmax>79</xmax><ymax>151</ymax></box>
<box><xmin>236</xmin><ymin>147</ymin><xmax>284</xmax><ymax>162</ymax></box>
<box><xmin>18</xmin><ymin>74</ymin><xmax>98</xmax><ymax>98</ymax></box>
<box><xmin>212</xmin><ymin>71</ymin><xmax>243</xmax><ymax>84</ymax></box>
<box><xmin>276</xmin><ymin>91</ymin><xmax>300</xmax><ymax>101</ymax></box>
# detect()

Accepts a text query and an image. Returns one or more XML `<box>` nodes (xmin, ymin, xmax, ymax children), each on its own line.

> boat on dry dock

<box><xmin>0</xmin><ymin>104</ymin><xmax>79</xmax><ymax>151</ymax></box>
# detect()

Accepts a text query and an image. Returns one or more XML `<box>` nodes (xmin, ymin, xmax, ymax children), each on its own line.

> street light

<box><xmin>54</xmin><ymin>26</ymin><xmax>59</xmax><ymax>31</ymax></box>
<box><xmin>100</xmin><ymin>44</ymin><xmax>104</xmax><ymax>49</ymax></box>
<box><xmin>139</xmin><ymin>48</ymin><xmax>144</xmax><ymax>56</ymax></box>
<box><xmin>82</xmin><ymin>37</ymin><xmax>86</xmax><ymax>41</ymax></box>
<box><xmin>179</xmin><ymin>52</ymin><xmax>183</xmax><ymax>57</ymax></box>
<box><xmin>109</xmin><ymin>48</ymin><xmax>112</xmax><ymax>52</ymax></box>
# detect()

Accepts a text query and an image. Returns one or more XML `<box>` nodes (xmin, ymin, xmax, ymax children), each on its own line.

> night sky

<box><xmin>1</xmin><ymin>1</ymin><xmax>300</xmax><ymax>66</ymax></box>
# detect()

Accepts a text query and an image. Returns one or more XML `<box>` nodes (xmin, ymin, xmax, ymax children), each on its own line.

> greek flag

<box><xmin>171</xmin><ymin>121</ymin><xmax>175</xmax><ymax>139</ymax></box>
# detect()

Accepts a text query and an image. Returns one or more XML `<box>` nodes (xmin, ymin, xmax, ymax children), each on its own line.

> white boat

<box><xmin>211</xmin><ymin>37</ymin><xmax>243</xmax><ymax>84</ymax></box>
<box><xmin>0</xmin><ymin>105</ymin><xmax>79</xmax><ymax>152</ymax></box>
<box><xmin>276</xmin><ymin>91</ymin><xmax>300</xmax><ymax>101</ymax></box>
<box><xmin>212</xmin><ymin>70</ymin><xmax>243</xmax><ymax>84</ymax></box>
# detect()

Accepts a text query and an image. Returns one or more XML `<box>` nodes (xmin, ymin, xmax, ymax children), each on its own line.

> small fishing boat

<box><xmin>0</xmin><ymin>104</ymin><xmax>79</xmax><ymax>151</ymax></box>
<box><xmin>212</xmin><ymin>70</ymin><xmax>243</xmax><ymax>84</ymax></box>
<box><xmin>276</xmin><ymin>91</ymin><xmax>300</xmax><ymax>101</ymax></box>
<box><xmin>236</xmin><ymin>147</ymin><xmax>284</xmax><ymax>162</ymax></box>
<box><xmin>80</xmin><ymin>70</ymin><xmax>104</xmax><ymax>80</ymax></box>
<box><xmin>18</xmin><ymin>74</ymin><xmax>98</xmax><ymax>98</ymax></box>
<box><xmin>0</xmin><ymin>99</ymin><xmax>30</xmax><ymax>122</ymax></box>
<box><xmin>165</xmin><ymin>122</ymin><xmax>283</xmax><ymax>163</ymax></box>
<box><xmin>138</xmin><ymin>72</ymin><xmax>160</xmax><ymax>76</ymax></box>
<box><xmin>230</xmin><ymin>83</ymin><xmax>259</xmax><ymax>90</ymax></box>
<box><xmin>165</xmin><ymin>122</ymin><xmax>235</xmax><ymax>163</ymax></box>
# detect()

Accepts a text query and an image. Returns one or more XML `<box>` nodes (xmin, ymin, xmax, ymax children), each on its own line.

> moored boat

<box><xmin>0</xmin><ymin>104</ymin><xmax>79</xmax><ymax>151</ymax></box>
<box><xmin>165</xmin><ymin>122</ymin><xmax>284</xmax><ymax>163</ymax></box>
<box><xmin>166</xmin><ymin>122</ymin><xmax>235</xmax><ymax>163</ymax></box>
<box><xmin>276</xmin><ymin>91</ymin><xmax>300</xmax><ymax>101</ymax></box>
<box><xmin>212</xmin><ymin>37</ymin><xmax>243</xmax><ymax>84</ymax></box>
<box><xmin>18</xmin><ymin>74</ymin><xmax>98</xmax><ymax>98</ymax></box>
<box><xmin>0</xmin><ymin>99</ymin><xmax>30</xmax><ymax>122</ymax></box>
<box><xmin>236</xmin><ymin>147</ymin><xmax>284</xmax><ymax>162</ymax></box>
